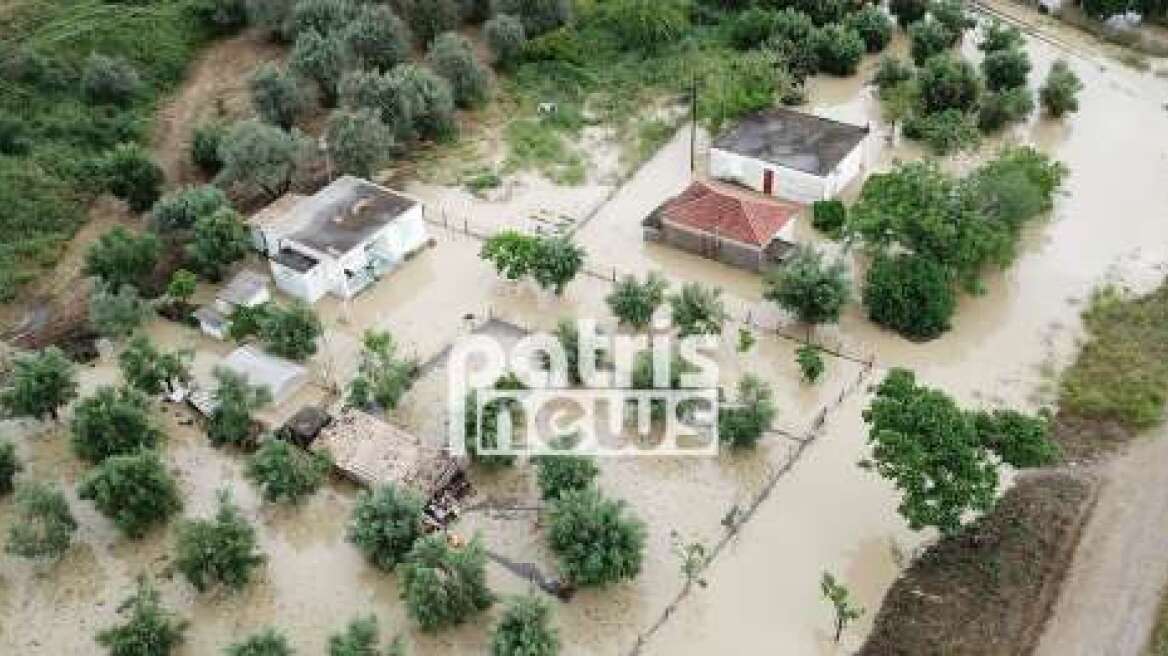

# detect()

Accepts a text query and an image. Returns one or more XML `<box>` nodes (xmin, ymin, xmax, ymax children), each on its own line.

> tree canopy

<box><xmin>119</xmin><ymin>335</ymin><xmax>192</xmax><ymax>395</ymax></box>
<box><xmin>208</xmin><ymin>367</ymin><xmax>273</xmax><ymax>447</ymax></box>
<box><xmin>258</xmin><ymin>300</ymin><xmax>323</xmax><ymax>361</ymax></box>
<box><xmin>347</xmin><ymin>483</ymin><xmax>426</xmax><ymax>571</ymax></box>
<box><xmin>174</xmin><ymin>491</ymin><xmax>265</xmax><ymax>592</ymax></box>
<box><xmin>546</xmin><ymin>487</ymin><xmax>646</xmax><ymax>586</ymax></box>
<box><xmin>606</xmin><ymin>272</ymin><xmax>668</xmax><ymax>329</ymax></box>
<box><xmin>6</xmin><ymin>481</ymin><xmax>77</xmax><ymax>560</ymax></box>
<box><xmin>0</xmin><ymin>347</ymin><xmax>78</xmax><ymax>421</ymax></box>
<box><xmin>71</xmin><ymin>385</ymin><xmax>163</xmax><ymax>463</ymax></box>
<box><xmin>347</xmin><ymin>330</ymin><xmax>417</xmax><ymax>412</ymax></box>
<box><xmin>668</xmin><ymin>282</ymin><xmax>728</xmax><ymax>336</ymax></box>
<box><xmin>187</xmin><ymin>207</ymin><xmax>252</xmax><ymax>281</ymax></box>
<box><xmin>84</xmin><ymin>226</ymin><xmax>160</xmax><ymax>291</ymax></box>
<box><xmin>491</xmin><ymin>594</ymin><xmax>560</xmax><ymax>656</ymax></box>
<box><xmin>96</xmin><ymin>577</ymin><xmax>187</xmax><ymax>656</ymax></box>
<box><xmin>763</xmin><ymin>245</ymin><xmax>850</xmax><ymax>327</ymax></box>
<box><xmin>398</xmin><ymin>533</ymin><xmax>494</xmax><ymax>630</ymax></box>
<box><xmin>78</xmin><ymin>450</ymin><xmax>182</xmax><ymax>538</ymax></box>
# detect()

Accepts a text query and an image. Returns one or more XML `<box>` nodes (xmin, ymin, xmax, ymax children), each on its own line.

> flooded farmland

<box><xmin>2</xmin><ymin>5</ymin><xmax>1168</xmax><ymax>655</ymax></box>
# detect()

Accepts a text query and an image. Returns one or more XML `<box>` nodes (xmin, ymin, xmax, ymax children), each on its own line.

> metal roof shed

<box><xmin>219</xmin><ymin>346</ymin><xmax>309</xmax><ymax>406</ymax></box>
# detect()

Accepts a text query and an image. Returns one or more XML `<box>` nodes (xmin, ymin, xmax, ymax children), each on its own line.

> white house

<box><xmin>709</xmin><ymin>108</ymin><xmax>870</xmax><ymax>205</ymax></box>
<box><xmin>247</xmin><ymin>176</ymin><xmax>429</xmax><ymax>304</ymax></box>
<box><xmin>194</xmin><ymin>270</ymin><xmax>271</xmax><ymax>340</ymax></box>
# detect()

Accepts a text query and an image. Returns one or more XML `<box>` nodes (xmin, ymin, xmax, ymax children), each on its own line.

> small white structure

<box><xmin>247</xmin><ymin>176</ymin><xmax>429</xmax><ymax>304</ymax></box>
<box><xmin>709</xmin><ymin>108</ymin><xmax>870</xmax><ymax>205</ymax></box>
<box><xmin>195</xmin><ymin>270</ymin><xmax>271</xmax><ymax>340</ymax></box>
<box><xmin>219</xmin><ymin>345</ymin><xmax>309</xmax><ymax>406</ymax></box>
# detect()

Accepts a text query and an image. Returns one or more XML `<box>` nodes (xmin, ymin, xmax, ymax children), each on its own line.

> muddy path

<box><xmin>150</xmin><ymin>28</ymin><xmax>284</xmax><ymax>187</ymax></box>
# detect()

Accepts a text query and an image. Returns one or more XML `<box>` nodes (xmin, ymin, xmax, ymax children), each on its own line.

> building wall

<box><xmin>824</xmin><ymin>143</ymin><xmax>865</xmax><ymax>199</ymax></box>
<box><xmin>271</xmin><ymin>259</ymin><xmax>331</xmax><ymax>304</ymax></box>
<box><xmin>709</xmin><ymin>138</ymin><xmax>868</xmax><ymax>204</ymax></box>
<box><xmin>659</xmin><ymin>222</ymin><xmax>764</xmax><ymax>272</ymax></box>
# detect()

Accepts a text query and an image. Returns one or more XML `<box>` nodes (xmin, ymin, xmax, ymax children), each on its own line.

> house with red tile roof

<box><xmin>643</xmin><ymin>180</ymin><xmax>802</xmax><ymax>272</ymax></box>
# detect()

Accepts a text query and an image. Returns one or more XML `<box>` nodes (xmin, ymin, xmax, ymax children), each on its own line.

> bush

<box><xmin>174</xmin><ymin>492</ymin><xmax>265</xmax><ymax>592</ymax></box>
<box><xmin>485</xmin><ymin>14</ymin><xmax>527</xmax><ymax>68</ymax></box>
<box><xmin>796</xmin><ymin>344</ymin><xmax>826</xmax><ymax>383</ymax></box>
<box><xmin>89</xmin><ymin>283</ymin><xmax>152</xmax><ymax>340</ymax></box>
<box><xmin>249</xmin><ymin>63</ymin><xmax>309</xmax><ymax>129</ymax></box>
<box><xmin>534</xmin><ymin>452</ymin><xmax>599</xmax><ymax>500</ymax></box>
<box><xmin>606</xmin><ymin>272</ymin><xmax>668</xmax><ymax>329</ymax></box>
<box><xmin>347</xmin><ymin>330</ymin><xmax>417</xmax><ymax>412</ymax></box>
<box><xmin>863</xmin><ymin>253</ymin><xmax>955</xmax><ymax>340</ymax></box>
<box><xmin>889</xmin><ymin>0</ymin><xmax>928</xmax><ymax>27</ymax></box>
<box><xmin>916</xmin><ymin>53</ymin><xmax>980</xmax><ymax>114</ymax></box>
<box><xmin>1040</xmin><ymin>60</ymin><xmax>1083</xmax><ymax>118</ymax></box>
<box><xmin>84</xmin><ymin>226</ymin><xmax>160</xmax><ymax>291</ymax></box>
<box><xmin>246</xmin><ymin>439</ymin><xmax>331</xmax><ymax>503</ymax></box>
<box><xmin>96</xmin><ymin>577</ymin><xmax>187</xmax><ymax>656</ymax></box>
<box><xmin>903</xmin><ymin>108</ymin><xmax>980</xmax><ymax>154</ymax></box>
<box><xmin>119</xmin><ymin>335</ymin><xmax>192</xmax><ymax>395</ymax></box>
<box><xmin>326</xmin><ymin>109</ymin><xmax>394</xmax><ymax>178</ymax></box>
<box><xmin>973</xmin><ymin>409</ymin><xmax>1058</xmax><ymax>468</ymax></box>
<box><xmin>668</xmin><ymin>282</ymin><xmax>728</xmax><ymax>336</ymax></box>
<box><xmin>929</xmin><ymin>0</ymin><xmax>973</xmax><ymax>43</ymax></box>
<box><xmin>387</xmin><ymin>64</ymin><xmax>456</xmax><ymax>140</ymax></box>
<box><xmin>724</xmin><ymin>7</ymin><xmax>777</xmax><ymax>49</ymax></box>
<box><xmin>0</xmin><ymin>347</ymin><xmax>78</xmax><ymax>422</ymax></box>
<box><xmin>874</xmin><ymin>55</ymin><xmax>914</xmax><ymax>92</ymax></box>
<box><xmin>6</xmin><ymin>481</ymin><xmax>77</xmax><ymax>559</ymax></box>
<box><xmin>398</xmin><ymin>534</ymin><xmax>494</xmax><ymax>630</ymax></box>
<box><xmin>216</xmin><ymin>120</ymin><xmax>309</xmax><ymax>201</ymax></box>
<box><xmin>977</xmin><ymin>87</ymin><xmax>1034</xmax><ymax>132</ymax></box>
<box><xmin>226</xmin><ymin>628</ymin><xmax>294</xmax><ymax>656</ymax></box>
<box><xmin>78</xmin><ymin>450</ymin><xmax>183</xmax><ymax>538</ymax></box>
<box><xmin>426</xmin><ymin>32</ymin><xmax>490</xmax><ymax>108</ymax></box>
<box><xmin>979</xmin><ymin>21</ymin><xmax>1024</xmax><ymax>53</ymax></box>
<box><xmin>812</xmin><ymin>24</ymin><xmax>865</xmax><ymax>76</ymax></box>
<box><xmin>603</xmin><ymin>0</ymin><xmax>691</xmax><ymax>51</ymax></box>
<box><xmin>491</xmin><ymin>595</ymin><xmax>560</xmax><ymax>656</ymax></box>
<box><xmin>846</xmin><ymin>5</ymin><xmax>893</xmax><ymax>52</ymax></box>
<box><xmin>0</xmin><ymin>441</ymin><xmax>20</xmax><ymax>495</ymax></box>
<box><xmin>811</xmin><ymin>199</ymin><xmax>847</xmax><ymax>235</ymax></box>
<box><xmin>71</xmin><ymin>385</ymin><xmax>163</xmax><ymax>463</ymax></box>
<box><xmin>407</xmin><ymin>0</ymin><xmax>460</xmax><ymax>45</ymax></box>
<box><xmin>102</xmin><ymin>143</ymin><xmax>165</xmax><ymax>212</ymax></box>
<box><xmin>81</xmin><ymin>54</ymin><xmax>141</xmax><ymax>106</ymax></box>
<box><xmin>328</xmin><ymin>616</ymin><xmax>402</xmax><ymax>656</ymax></box>
<box><xmin>287</xmin><ymin>0</ymin><xmax>357</xmax><ymax>38</ymax></box>
<box><xmin>981</xmin><ymin>46</ymin><xmax>1030</xmax><ymax>91</ymax></box>
<box><xmin>186</xmin><ymin>207</ymin><xmax>251</xmax><ymax>281</ymax></box>
<box><xmin>348</xmin><ymin>484</ymin><xmax>425</xmax><ymax>570</ymax></box>
<box><xmin>718</xmin><ymin>374</ymin><xmax>777</xmax><ymax>448</ymax></box>
<box><xmin>190</xmin><ymin>0</ymin><xmax>250</xmax><ymax>34</ymax></box>
<box><xmin>494</xmin><ymin>0</ymin><xmax>572</xmax><ymax>36</ymax></box>
<box><xmin>258</xmin><ymin>301</ymin><xmax>322</xmax><ymax>361</ymax></box>
<box><xmin>342</xmin><ymin>3</ymin><xmax>412</xmax><ymax>71</ymax></box>
<box><xmin>191</xmin><ymin>121</ymin><xmax>226</xmax><ymax>175</ymax></box>
<box><xmin>290</xmin><ymin>28</ymin><xmax>349</xmax><ymax>107</ymax></box>
<box><xmin>763</xmin><ymin>245</ymin><xmax>851</xmax><ymax>326</ymax></box>
<box><xmin>908</xmin><ymin>18</ymin><xmax>952</xmax><ymax>65</ymax></box>
<box><xmin>150</xmin><ymin>184</ymin><xmax>229</xmax><ymax>233</ymax></box>
<box><xmin>207</xmin><ymin>367</ymin><xmax>272</xmax><ymax>447</ymax></box>
<box><xmin>547</xmin><ymin>488</ymin><xmax>645</xmax><ymax>586</ymax></box>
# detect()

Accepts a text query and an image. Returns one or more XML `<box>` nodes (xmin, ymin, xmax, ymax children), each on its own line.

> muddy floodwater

<box><xmin>3</xmin><ymin>6</ymin><xmax>1168</xmax><ymax>655</ymax></box>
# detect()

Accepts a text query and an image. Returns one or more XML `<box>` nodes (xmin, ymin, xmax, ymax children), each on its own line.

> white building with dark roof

<box><xmin>248</xmin><ymin>176</ymin><xmax>429</xmax><ymax>304</ymax></box>
<box><xmin>709</xmin><ymin>107</ymin><xmax>870</xmax><ymax>204</ymax></box>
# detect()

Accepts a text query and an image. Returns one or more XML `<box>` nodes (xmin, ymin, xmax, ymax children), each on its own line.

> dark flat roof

<box><xmin>275</xmin><ymin>248</ymin><xmax>319</xmax><ymax>273</ymax></box>
<box><xmin>712</xmin><ymin>108</ymin><xmax>869</xmax><ymax>177</ymax></box>
<box><xmin>287</xmin><ymin>176</ymin><xmax>418</xmax><ymax>257</ymax></box>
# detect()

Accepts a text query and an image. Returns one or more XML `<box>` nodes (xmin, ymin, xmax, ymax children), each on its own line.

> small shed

<box><xmin>709</xmin><ymin>108</ymin><xmax>870</xmax><ymax>204</ymax></box>
<box><xmin>219</xmin><ymin>345</ymin><xmax>309</xmax><ymax>406</ymax></box>
<box><xmin>312</xmin><ymin>408</ymin><xmax>465</xmax><ymax>501</ymax></box>
<box><xmin>194</xmin><ymin>306</ymin><xmax>230</xmax><ymax>341</ymax></box>
<box><xmin>644</xmin><ymin>180</ymin><xmax>802</xmax><ymax>272</ymax></box>
<box><xmin>196</xmin><ymin>270</ymin><xmax>271</xmax><ymax>340</ymax></box>
<box><xmin>279</xmin><ymin>406</ymin><xmax>333</xmax><ymax>448</ymax></box>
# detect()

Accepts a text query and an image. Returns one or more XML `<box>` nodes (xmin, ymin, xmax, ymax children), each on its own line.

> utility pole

<box><xmin>690</xmin><ymin>74</ymin><xmax>698</xmax><ymax>173</ymax></box>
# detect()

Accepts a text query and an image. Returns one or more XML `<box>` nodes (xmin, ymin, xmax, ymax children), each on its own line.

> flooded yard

<box><xmin>2</xmin><ymin>5</ymin><xmax>1168</xmax><ymax>654</ymax></box>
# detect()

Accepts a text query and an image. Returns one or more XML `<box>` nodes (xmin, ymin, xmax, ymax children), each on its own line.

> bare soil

<box><xmin>860</xmin><ymin>470</ymin><xmax>1098</xmax><ymax>656</ymax></box>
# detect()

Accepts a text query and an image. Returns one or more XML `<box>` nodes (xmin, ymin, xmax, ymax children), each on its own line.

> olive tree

<box><xmin>249</xmin><ymin>63</ymin><xmax>309</xmax><ymax>129</ymax></box>
<box><xmin>347</xmin><ymin>330</ymin><xmax>417</xmax><ymax>412</ymax></box>
<box><xmin>102</xmin><ymin>143</ymin><xmax>165</xmax><ymax>213</ymax></box>
<box><xmin>96</xmin><ymin>577</ymin><xmax>187</xmax><ymax>656</ymax></box>
<box><xmin>174</xmin><ymin>491</ymin><xmax>265</xmax><ymax>592</ymax></box>
<box><xmin>491</xmin><ymin>595</ymin><xmax>560</xmax><ymax>656</ymax></box>
<box><xmin>494</xmin><ymin>0</ymin><xmax>572</xmax><ymax>36</ymax></box>
<box><xmin>89</xmin><ymin>283</ymin><xmax>152</xmax><ymax>340</ymax></box>
<box><xmin>534</xmin><ymin>451</ymin><xmax>599</xmax><ymax>500</ymax></box>
<box><xmin>6</xmin><ymin>481</ymin><xmax>77</xmax><ymax>560</ymax></box>
<box><xmin>916</xmin><ymin>53</ymin><xmax>980</xmax><ymax>114</ymax></box>
<box><xmin>763</xmin><ymin>245</ymin><xmax>850</xmax><ymax>328</ymax></box>
<box><xmin>605</xmin><ymin>272</ymin><xmax>668</xmax><ymax>329</ymax></box>
<box><xmin>186</xmin><ymin>207</ymin><xmax>252</xmax><ymax>281</ymax></box>
<box><xmin>71</xmin><ymin>385</ymin><xmax>163</xmax><ymax>463</ymax></box>
<box><xmin>889</xmin><ymin>0</ymin><xmax>928</xmax><ymax>27</ymax></box>
<box><xmin>862</xmin><ymin>253</ymin><xmax>955</xmax><ymax>340</ymax></box>
<box><xmin>718</xmin><ymin>374</ymin><xmax>777</xmax><ymax>448</ymax></box>
<box><xmin>981</xmin><ymin>46</ymin><xmax>1030</xmax><ymax>91</ymax></box>
<box><xmin>546</xmin><ymin>488</ymin><xmax>646</xmax><ymax>587</ymax></box>
<box><xmin>328</xmin><ymin>615</ymin><xmax>404</xmax><ymax>656</ymax></box>
<box><xmin>812</xmin><ymin>24</ymin><xmax>865</xmax><ymax>76</ymax></box>
<box><xmin>245</xmin><ymin>439</ymin><xmax>331</xmax><ymax>503</ymax></box>
<box><xmin>0</xmin><ymin>347</ymin><xmax>78</xmax><ymax>421</ymax></box>
<box><xmin>84</xmin><ymin>226</ymin><xmax>160</xmax><ymax>291</ymax></box>
<box><xmin>405</xmin><ymin>0</ymin><xmax>460</xmax><ymax>45</ymax></box>
<box><xmin>342</xmin><ymin>3</ymin><xmax>412</xmax><ymax>71</ymax></box>
<box><xmin>78</xmin><ymin>450</ymin><xmax>183</xmax><ymax>538</ymax></box>
<box><xmin>398</xmin><ymin>533</ymin><xmax>494</xmax><ymax>630</ymax></box>
<box><xmin>287</xmin><ymin>0</ymin><xmax>356</xmax><ymax>38</ymax></box>
<box><xmin>1039</xmin><ymin>60</ymin><xmax>1082</xmax><ymax>118</ymax></box>
<box><xmin>388</xmin><ymin>63</ymin><xmax>457</xmax><ymax>140</ymax></box>
<box><xmin>326</xmin><ymin>109</ymin><xmax>394</xmax><ymax>178</ymax></box>
<box><xmin>845</xmin><ymin>4</ymin><xmax>893</xmax><ymax>53</ymax></box>
<box><xmin>908</xmin><ymin>18</ymin><xmax>952</xmax><ymax>66</ymax></box>
<box><xmin>289</xmin><ymin>28</ymin><xmax>349</xmax><ymax>107</ymax></box>
<box><xmin>208</xmin><ymin>367</ymin><xmax>272</xmax><ymax>447</ymax></box>
<box><xmin>81</xmin><ymin>54</ymin><xmax>141</xmax><ymax>105</ymax></box>
<box><xmin>257</xmin><ymin>300</ymin><xmax>322</xmax><ymax>361</ymax></box>
<box><xmin>426</xmin><ymin>32</ymin><xmax>489</xmax><ymax>108</ymax></box>
<box><xmin>119</xmin><ymin>335</ymin><xmax>192</xmax><ymax>396</ymax></box>
<box><xmin>347</xmin><ymin>484</ymin><xmax>425</xmax><ymax>570</ymax></box>
<box><xmin>150</xmin><ymin>184</ymin><xmax>230</xmax><ymax>234</ymax></box>
<box><xmin>226</xmin><ymin>628</ymin><xmax>294</xmax><ymax>656</ymax></box>
<box><xmin>484</xmin><ymin>14</ymin><xmax>527</xmax><ymax>69</ymax></box>
<box><xmin>216</xmin><ymin>119</ymin><xmax>309</xmax><ymax>202</ymax></box>
<box><xmin>668</xmin><ymin>282</ymin><xmax>728</xmax><ymax>336</ymax></box>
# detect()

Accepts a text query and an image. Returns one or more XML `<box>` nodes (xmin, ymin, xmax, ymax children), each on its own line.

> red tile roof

<box><xmin>657</xmin><ymin>181</ymin><xmax>801</xmax><ymax>247</ymax></box>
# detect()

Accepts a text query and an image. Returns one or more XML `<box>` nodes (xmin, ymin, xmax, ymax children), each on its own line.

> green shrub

<box><xmin>863</xmin><ymin>253</ymin><xmax>955</xmax><ymax>340</ymax></box>
<box><xmin>78</xmin><ymin>450</ymin><xmax>182</xmax><ymax>538</ymax></box>
<box><xmin>982</xmin><ymin>46</ymin><xmax>1030</xmax><ymax>91</ymax></box>
<box><xmin>874</xmin><ymin>55</ymin><xmax>914</xmax><ymax>92</ymax></box>
<box><xmin>89</xmin><ymin>283</ymin><xmax>152</xmax><ymax>339</ymax></box>
<box><xmin>246</xmin><ymin>439</ymin><xmax>331</xmax><ymax>503</ymax></box>
<box><xmin>812</xmin><ymin>24</ymin><xmax>865</xmax><ymax>76</ymax></box>
<box><xmin>398</xmin><ymin>534</ymin><xmax>494</xmax><ymax>630</ymax></box>
<box><xmin>328</xmin><ymin>616</ymin><xmax>403</xmax><ymax>656</ymax></box>
<box><xmin>186</xmin><ymin>207</ymin><xmax>251</xmax><ymax>281</ymax></box>
<box><xmin>606</xmin><ymin>272</ymin><xmax>669</xmax><ymax>329</ymax></box>
<box><xmin>150</xmin><ymin>184</ymin><xmax>229</xmax><ymax>233</ymax></box>
<box><xmin>207</xmin><ymin>367</ymin><xmax>272</xmax><ymax>447</ymax></box>
<box><xmin>71</xmin><ymin>385</ymin><xmax>163</xmax><ymax>463</ymax></box>
<box><xmin>0</xmin><ymin>441</ymin><xmax>20</xmax><ymax>495</ymax></box>
<box><xmin>1040</xmin><ymin>60</ymin><xmax>1083</xmax><ymax>118</ymax></box>
<box><xmin>979</xmin><ymin>21</ymin><xmax>1024</xmax><ymax>53</ymax></box>
<box><xmin>668</xmin><ymin>282</ymin><xmax>728</xmax><ymax>337</ymax></box>
<box><xmin>485</xmin><ymin>13</ymin><xmax>528</xmax><ymax>68</ymax></box>
<box><xmin>929</xmin><ymin>0</ymin><xmax>973</xmax><ymax>43</ymax></box>
<box><xmin>547</xmin><ymin>488</ymin><xmax>645</xmax><ymax>586</ymax></box>
<box><xmin>908</xmin><ymin>18</ymin><xmax>952</xmax><ymax>65</ymax></box>
<box><xmin>249</xmin><ymin>63</ymin><xmax>309</xmax><ymax>130</ymax></box>
<box><xmin>796</xmin><ymin>344</ymin><xmax>826</xmax><ymax>383</ymax></box>
<box><xmin>191</xmin><ymin>121</ymin><xmax>226</xmax><ymax>175</ymax></box>
<box><xmin>977</xmin><ymin>87</ymin><xmax>1034</xmax><ymax>132</ymax></box>
<box><xmin>84</xmin><ymin>226</ymin><xmax>160</xmax><ymax>290</ymax></box>
<box><xmin>534</xmin><ymin>452</ymin><xmax>599</xmax><ymax>500</ymax></box>
<box><xmin>846</xmin><ymin>5</ymin><xmax>893</xmax><ymax>52</ymax></box>
<box><xmin>973</xmin><ymin>409</ymin><xmax>1058</xmax><ymax>468</ymax></box>
<box><xmin>101</xmin><ymin>143</ymin><xmax>165</xmax><ymax>212</ymax></box>
<box><xmin>226</xmin><ymin>628</ymin><xmax>294</xmax><ymax>656</ymax></box>
<box><xmin>346</xmin><ymin>330</ymin><xmax>417</xmax><ymax>412</ymax></box>
<box><xmin>287</xmin><ymin>0</ymin><xmax>358</xmax><ymax>38</ymax></box>
<box><xmin>189</xmin><ymin>0</ymin><xmax>250</xmax><ymax>34</ymax></box>
<box><xmin>96</xmin><ymin>577</ymin><xmax>187</xmax><ymax>656</ymax></box>
<box><xmin>811</xmin><ymin>199</ymin><xmax>847</xmax><ymax>235</ymax></box>
<box><xmin>718</xmin><ymin>375</ymin><xmax>777</xmax><ymax>448</ymax></box>
<box><xmin>0</xmin><ymin>347</ymin><xmax>79</xmax><ymax>422</ymax></box>
<box><xmin>491</xmin><ymin>595</ymin><xmax>560</xmax><ymax>656</ymax></box>
<box><xmin>426</xmin><ymin>32</ymin><xmax>489</xmax><ymax>108</ymax></box>
<box><xmin>348</xmin><ymin>484</ymin><xmax>425</xmax><ymax>570</ymax></box>
<box><xmin>6</xmin><ymin>481</ymin><xmax>77</xmax><ymax>560</ymax></box>
<box><xmin>916</xmin><ymin>53</ymin><xmax>980</xmax><ymax>114</ymax></box>
<box><xmin>174</xmin><ymin>492</ymin><xmax>264</xmax><ymax>592</ymax></box>
<box><xmin>725</xmin><ymin>8</ymin><xmax>782</xmax><ymax>49</ymax></box>
<box><xmin>81</xmin><ymin>54</ymin><xmax>141</xmax><ymax>106</ymax></box>
<box><xmin>762</xmin><ymin>245</ymin><xmax>850</xmax><ymax>326</ymax></box>
<box><xmin>903</xmin><ymin>108</ymin><xmax>980</xmax><ymax>154</ymax></box>
<box><xmin>602</xmin><ymin>0</ymin><xmax>691</xmax><ymax>51</ymax></box>
<box><xmin>258</xmin><ymin>300</ymin><xmax>322</xmax><ymax>361</ymax></box>
<box><xmin>494</xmin><ymin>0</ymin><xmax>572</xmax><ymax>36</ymax></box>
<box><xmin>406</xmin><ymin>0</ymin><xmax>460</xmax><ymax>45</ymax></box>
<box><xmin>889</xmin><ymin>0</ymin><xmax>929</xmax><ymax>27</ymax></box>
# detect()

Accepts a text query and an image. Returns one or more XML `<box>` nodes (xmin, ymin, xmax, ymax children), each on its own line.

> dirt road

<box><xmin>1036</xmin><ymin>428</ymin><xmax>1168</xmax><ymax>655</ymax></box>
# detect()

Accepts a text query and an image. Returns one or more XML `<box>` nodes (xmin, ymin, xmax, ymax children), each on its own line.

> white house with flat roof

<box><xmin>248</xmin><ymin>176</ymin><xmax>429</xmax><ymax>304</ymax></box>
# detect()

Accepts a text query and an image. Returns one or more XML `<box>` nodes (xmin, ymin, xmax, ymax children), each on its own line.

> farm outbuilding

<box><xmin>218</xmin><ymin>345</ymin><xmax>309</xmax><ymax>406</ymax></box>
<box><xmin>643</xmin><ymin>180</ymin><xmax>802</xmax><ymax>272</ymax></box>
<box><xmin>195</xmin><ymin>270</ymin><xmax>270</xmax><ymax>340</ymax></box>
<box><xmin>247</xmin><ymin>177</ymin><xmax>429</xmax><ymax>304</ymax></box>
<box><xmin>709</xmin><ymin>108</ymin><xmax>870</xmax><ymax>204</ymax></box>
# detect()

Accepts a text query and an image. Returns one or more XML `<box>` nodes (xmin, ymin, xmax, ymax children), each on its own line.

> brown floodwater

<box><xmin>3</xmin><ymin>8</ymin><xmax>1168</xmax><ymax>655</ymax></box>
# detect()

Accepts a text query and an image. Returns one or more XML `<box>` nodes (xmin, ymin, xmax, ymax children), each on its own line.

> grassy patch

<box><xmin>1149</xmin><ymin>586</ymin><xmax>1168</xmax><ymax>655</ymax></box>
<box><xmin>0</xmin><ymin>0</ymin><xmax>217</xmax><ymax>301</ymax></box>
<box><xmin>503</xmin><ymin>118</ymin><xmax>586</xmax><ymax>185</ymax></box>
<box><xmin>861</xmin><ymin>471</ymin><xmax>1096</xmax><ymax>655</ymax></box>
<box><xmin>625</xmin><ymin>118</ymin><xmax>679</xmax><ymax>168</ymax></box>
